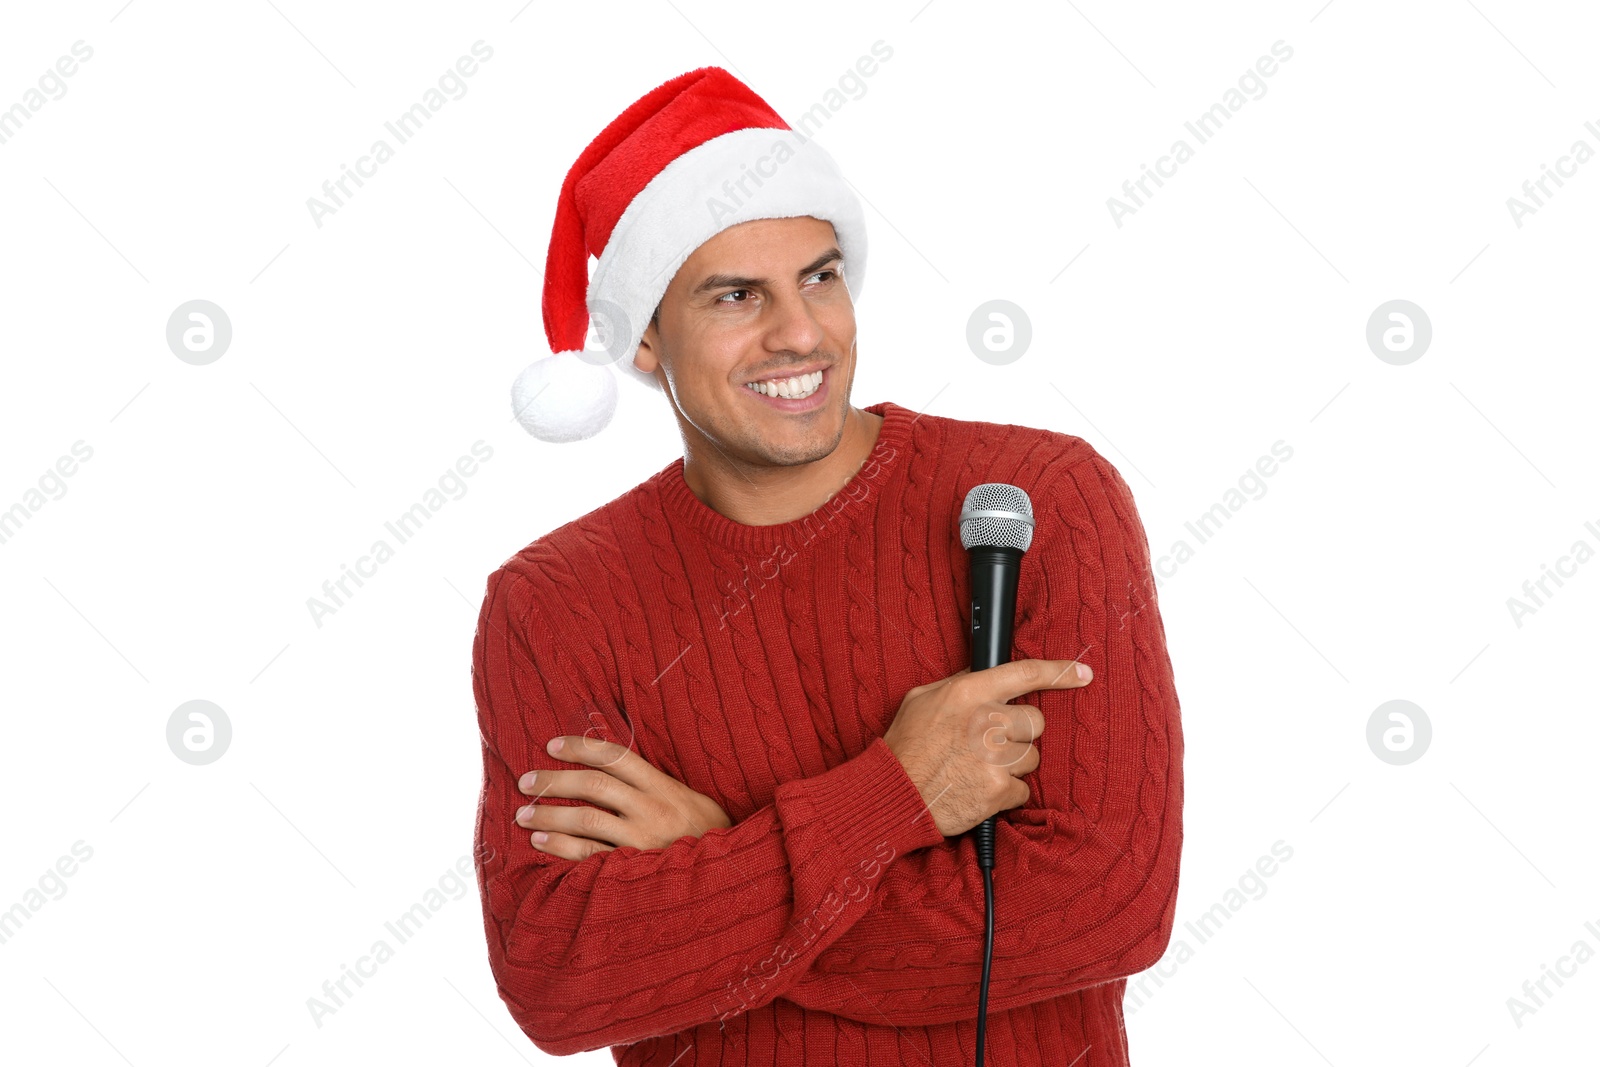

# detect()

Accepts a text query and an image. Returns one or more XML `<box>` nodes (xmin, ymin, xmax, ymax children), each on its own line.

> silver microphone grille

<box><xmin>959</xmin><ymin>483</ymin><xmax>1034</xmax><ymax>551</ymax></box>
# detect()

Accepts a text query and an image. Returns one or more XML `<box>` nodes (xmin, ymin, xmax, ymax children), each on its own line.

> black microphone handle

<box><xmin>968</xmin><ymin>545</ymin><xmax>1022</xmax><ymax>871</ymax></box>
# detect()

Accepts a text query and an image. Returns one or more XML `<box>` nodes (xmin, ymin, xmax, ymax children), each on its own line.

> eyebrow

<box><xmin>691</xmin><ymin>247</ymin><xmax>844</xmax><ymax>297</ymax></box>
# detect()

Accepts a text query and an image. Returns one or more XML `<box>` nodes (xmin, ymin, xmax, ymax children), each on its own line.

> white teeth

<box><xmin>747</xmin><ymin>369</ymin><xmax>823</xmax><ymax>399</ymax></box>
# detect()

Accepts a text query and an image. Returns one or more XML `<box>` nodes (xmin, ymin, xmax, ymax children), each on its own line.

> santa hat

<box><xmin>511</xmin><ymin>66</ymin><xmax>868</xmax><ymax>442</ymax></box>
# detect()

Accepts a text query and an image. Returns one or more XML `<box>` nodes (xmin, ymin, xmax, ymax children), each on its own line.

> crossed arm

<box><xmin>473</xmin><ymin>448</ymin><xmax>1183</xmax><ymax>1047</ymax></box>
<box><xmin>473</xmin><ymin>560</ymin><xmax>948</xmax><ymax>1056</ymax></box>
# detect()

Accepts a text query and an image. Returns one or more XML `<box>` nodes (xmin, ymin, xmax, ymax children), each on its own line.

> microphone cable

<box><xmin>974</xmin><ymin>817</ymin><xmax>996</xmax><ymax>1067</ymax></box>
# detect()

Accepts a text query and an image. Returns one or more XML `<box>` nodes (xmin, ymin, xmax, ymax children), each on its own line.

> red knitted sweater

<box><xmin>471</xmin><ymin>399</ymin><xmax>1184</xmax><ymax>1065</ymax></box>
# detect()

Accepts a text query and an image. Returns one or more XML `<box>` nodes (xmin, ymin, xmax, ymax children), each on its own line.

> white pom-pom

<box><xmin>511</xmin><ymin>352</ymin><xmax>619</xmax><ymax>442</ymax></box>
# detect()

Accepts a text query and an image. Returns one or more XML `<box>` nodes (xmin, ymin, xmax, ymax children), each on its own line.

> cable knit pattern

<box><xmin>470</xmin><ymin>400</ymin><xmax>1184</xmax><ymax>1065</ymax></box>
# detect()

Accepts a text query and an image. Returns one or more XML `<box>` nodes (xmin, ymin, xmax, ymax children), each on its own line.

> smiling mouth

<box><xmin>743</xmin><ymin>368</ymin><xmax>825</xmax><ymax>400</ymax></box>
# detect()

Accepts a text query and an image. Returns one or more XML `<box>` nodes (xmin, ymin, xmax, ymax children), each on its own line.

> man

<box><xmin>472</xmin><ymin>67</ymin><xmax>1184</xmax><ymax>1065</ymax></box>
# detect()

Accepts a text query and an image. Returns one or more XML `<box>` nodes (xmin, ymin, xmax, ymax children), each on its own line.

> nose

<box><xmin>764</xmin><ymin>289</ymin><xmax>825</xmax><ymax>358</ymax></box>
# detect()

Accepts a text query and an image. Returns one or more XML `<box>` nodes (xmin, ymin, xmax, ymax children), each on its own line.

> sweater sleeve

<box><xmin>781</xmin><ymin>446</ymin><xmax>1185</xmax><ymax>1025</ymax></box>
<box><xmin>471</xmin><ymin>562</ymin><xmax>948</xmax><ymax>1056</ymax></box>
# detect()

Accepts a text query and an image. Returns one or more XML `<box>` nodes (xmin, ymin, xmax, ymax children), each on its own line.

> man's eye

<box><xmin>806</xmin><ymin>270</ymin><xmax>836</xmax><ymax>285</ymax></box>
<box><xmin>716</xmin><ymin>289</ymin><xmax>752</xmax><ymax>305</ymax></box>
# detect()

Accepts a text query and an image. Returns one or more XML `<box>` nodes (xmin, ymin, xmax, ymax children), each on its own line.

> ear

<box><xmin>633</xmin><ymin>316</ymin><xmax>660</xmax><ymax>375</ymax></box>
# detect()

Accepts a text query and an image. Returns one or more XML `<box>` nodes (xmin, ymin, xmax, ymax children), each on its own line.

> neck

<box><xmin>681</xmin><ymin>406</ymin><xmax>885</xmax><ymax>526</ymax></box>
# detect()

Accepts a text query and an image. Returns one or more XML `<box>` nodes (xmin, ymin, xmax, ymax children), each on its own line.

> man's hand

<box><xmin>515</xmin><ymin>735</ymin><xmax>732</xmax><ymax>860</ymax></box>
<box><xmin>884</xmin><ymin>658</ymin><xmax>1094</xmax><ymax>837</ymax></box>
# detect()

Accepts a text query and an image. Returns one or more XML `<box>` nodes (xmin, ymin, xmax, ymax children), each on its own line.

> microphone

<box><xmin>958</xmin><ymin>482</ymin><xmax>1034</xmax><ymax>1067</ymax></box>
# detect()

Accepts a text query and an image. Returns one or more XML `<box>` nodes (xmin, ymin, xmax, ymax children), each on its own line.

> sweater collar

<box><xmin>653</xmin><ymin>400</ymin><xmax>914</xmax><ymax>555</ymax></box>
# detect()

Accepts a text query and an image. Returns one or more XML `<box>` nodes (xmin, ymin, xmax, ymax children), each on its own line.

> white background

<box><xmin>1</xmin><ymin>1</ymin><xmax>1596</xmax><ymax>1064</ymax></box>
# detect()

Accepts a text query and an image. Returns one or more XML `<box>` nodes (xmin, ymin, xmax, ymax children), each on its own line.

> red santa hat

<box><xmin>512</xmin><ymin>66</ymin><xmax>868</xmax><ymax>442</ymax></box>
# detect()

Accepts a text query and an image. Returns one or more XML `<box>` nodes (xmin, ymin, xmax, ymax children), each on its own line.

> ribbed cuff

<box><xmin>789</xmin><ymin>736</ymin><xmax>947</xmax><ymax>861</ymax></box>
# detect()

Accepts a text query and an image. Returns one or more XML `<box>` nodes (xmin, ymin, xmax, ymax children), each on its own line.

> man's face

<box><xmin>633</xmin><ymin>215</ymin><xmax>857</xmax><ymax>468</ymax></box>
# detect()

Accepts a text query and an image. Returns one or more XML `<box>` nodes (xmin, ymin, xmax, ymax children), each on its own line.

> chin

<box><xmin>759</xmin><ymin>410</ymin><xmax>848</xmax><ymax>466</ymax></box>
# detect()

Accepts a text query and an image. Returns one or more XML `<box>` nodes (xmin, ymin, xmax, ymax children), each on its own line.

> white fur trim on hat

<box><xmin>588</xmin><ymin>127</ymin><xmax>868</xmax><ymax>392</ymax></box>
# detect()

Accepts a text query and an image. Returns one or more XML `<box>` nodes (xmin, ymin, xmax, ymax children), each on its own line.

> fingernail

<box><xmin>1076</xmin><ymin>663</ymin><xmax>1092</xmax><ymax>681</ymax></box>
<box><xmin>531</xmin><ymin>832</ymin><xmax>548</xmax><ymax>845</ymax></box>
<box><xmin>548</xmin><ymin>737</ymin><xmax>563</xmax><ymax>753</ymax></box>
<box><xmin>516</xmin><ymin>805</ymin><xmax>533</xmax><ymax>821</ymax></box>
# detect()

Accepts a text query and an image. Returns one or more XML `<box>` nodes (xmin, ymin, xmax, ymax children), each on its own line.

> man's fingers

<box><xmin>518</xmin><ymin>797</ymin><xmax>632</xmax><ymax>849</ymax></box>
<box><xmin>972</xmin><ymin>658</ymin><xmax>1092</xmax><ymax>703</ymax></box>
<box><xmin>1024</xmin><ymin>657</ymin><xmax>1091</xmax><ymax>690</ymax></box>
<box><xmin>973</xmin><ymin>704</ymin><xmax>1045</xmax><ymax>769</ymax></box>
<box><xmin>523</xmin><ymin>735</ymin><xmax>660</xmax><ymax>795</ymax></box>
<box><xmin>1010</xmin><ymin>704</ymin><xmax>1046</xmax><ymax>742</ymax></box>
<box><xmin>976</xmin><ymin>703</ymin><xmax>1044</xmax><ymax>744</ymax></box>
<box><xmin>571</xmin><ymin>735</ymin><xmax>661</xmax><ymax>792</ymax></box>
<box><xmin>518</xmin><ymin>767</ymin><xmax>628</xmax><ymax>810</ymax></box>
<box><xmin>527</xmin><ymin>830</ymin><xmax>615</xmax><ymax>861</ymax></box>
<box><xmin>1010</xmin><ymin>740</ymin><xmax>1042</xmax><ymax>778</ymax></box>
